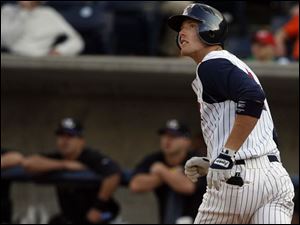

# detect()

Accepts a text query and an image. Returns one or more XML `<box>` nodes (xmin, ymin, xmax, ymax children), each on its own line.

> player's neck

<box><xmin>192</xmin><ymin>45</ymin><xmax>223</xmax><ymax>64</ymax></box>
<box><xmin>165</xmin><ymin>150</ymin><xmax>188</xmax><ymax>166</ymax></box>
<box><xmin>64</xmin><ymin>147</ymin><xmax>84</xmax><ymax>160</ymax></box>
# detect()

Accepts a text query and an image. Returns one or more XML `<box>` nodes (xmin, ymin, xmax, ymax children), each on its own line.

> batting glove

<box><xmin>207</xmin><ymin>148</ymin><xmax>236</xmax><ymax>190</ymax></box>
<box><xmin>184</xmin><ymin>157</ymin><xmax>210</xmax><ymax>183</ymax></box>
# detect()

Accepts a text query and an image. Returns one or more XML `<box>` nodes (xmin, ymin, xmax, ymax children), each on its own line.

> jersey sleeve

<box><xmin>82</xmin><ymin>151</ymin><xmax>121</xmax><ymax>178</ymax></box>
<box><xmin>198</xmin><ymin>58</ymin><xmax>265</xmax><ymax>118</ymax></box>
<box><xmin>42</xmin><ymin>152</ymin><xmax>62</xmax><ymax>159</ymax></box>
<box><xmin>132</xmin><ymin>154</ymin><xmax>159</xmax><ymax>176</ymax></box>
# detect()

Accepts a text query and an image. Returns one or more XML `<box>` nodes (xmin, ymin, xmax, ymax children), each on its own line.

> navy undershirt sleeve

<box><xmin>198</xmin><ymin>58</ymin><xmax>265</xmax><ymax>118</ymax></box>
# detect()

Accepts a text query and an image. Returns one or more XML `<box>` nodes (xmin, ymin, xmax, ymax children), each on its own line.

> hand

<box><xmin>63</xmin><ymin>160</ymin><xmax>86</xmax><ymax>171</ymax></box>
<box><xmin>86</xmin><ymin>208</ymin><xmax>102</xmax><ymax>224</ymax></box>
<box><xmin>184</xmin><ymin>157</ymin><xmax>210</xmax><ymax>183</ymax></box>
<box><xmin>207</xmin><ymin>148</ymin><xmax>235</xmax><ymax>190</ymax></box>
<box><xmin>150</xmin><ymin>162</ymin><xmax>167</xmax><ymax>176</ymax></box>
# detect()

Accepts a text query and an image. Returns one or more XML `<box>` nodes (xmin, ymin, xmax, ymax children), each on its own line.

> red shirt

<box><xmin>284</xmin><ymin>15</ymin><xmax>299</xmax><ymax>60</ymax></box>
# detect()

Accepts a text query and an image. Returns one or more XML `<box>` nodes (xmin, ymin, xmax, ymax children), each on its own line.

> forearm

<box><xmin>159</xmin><ymin>168</ymin><xmax>195</xmax><ymax>194</ymax></box>
<box><xmin>1</xmin><ymin>152</ymin><xmax>24</xmax><ymax>169</ymax></box>
<box><xmin>23</xmin><ymin>155</ymin><xmax>65</xmax><ymax>173</ymax></box>
<box><xmin>98</xmin><ymin>174</ymin><xmax>120</xmax><ymax>201</ymax></box>
<box><xmin>130</xmin><ymin>174</ymin><xmax>162</xmax><ymax>193</ymax></box>
<box><xmin>275</xmin><ymin>29</ymin><xmax>287</xmax><ymax>57</ymax></box>
<box><xmin>224</xmin><ymin>114</ymin><xmax>259</xmax><ymax>151</ymax></box>
<box><xmin>50</xmin><ymin>10</ymin><xmax>84</xmax><ymax>55</ymax></box>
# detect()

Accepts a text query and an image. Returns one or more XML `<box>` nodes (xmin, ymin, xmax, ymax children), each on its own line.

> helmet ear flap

<box><xmin>208</xmin><ymin>30</ymin><xmax>215</xmax><ymax>38</ymax></box>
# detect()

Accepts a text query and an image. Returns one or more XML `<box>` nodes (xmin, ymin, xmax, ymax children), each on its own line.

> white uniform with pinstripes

<box><xmin>192</xmin><ymin>50</ymin><xmax>295</xmax><ymax>224</ymax></box>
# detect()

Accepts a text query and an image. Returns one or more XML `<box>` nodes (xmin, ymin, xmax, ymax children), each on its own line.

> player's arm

<box><xmin>129</xmin><ymin>155</ymin><xmax>164</xmax><ymax>193</ymax></box>
<box><xmin>151</xmin><ymin>162</ymin><xmax>196</xmax><ymax>194</ymax></box>
<box><xmin>97</xmin><ymin>174</ymin><xmax>120</xmax><ymax>201</ymax></box>
<box><xmin>199</xmin><ymin>59</ymin><xmax>265</xmax><ymax>189</ymax></box>
<box><xmin>88</xmin><ymin>155</ymin><xmax>121</xmax><ymax>201</ymax></box>
<box><xmin>274</xmin><ymin>29</ymin><xmax>288</xmax><ymax>58</ymax></box>
<box><xmin>200</xmin><ymin>59</ymin><xmax>265</xmax><ymax>153</ymax></box>
<box><xmin>224</xmin><ymin>73</ymin><xmax>265</xmax><ymax>152</ymax></box>
<box><xmin>1</xmin><ymin>151</ymin><xmax>24</xmax><ymax>169</ymax></box>
<box><xmin>224</xmin><ymin>115</ymin><xmax>259</xmax><ymax>151</ymax></box>
<box><xmin>87</xmin><ymin>173</ymin><xmax>121</xmax><ymax>223</ymax></box>
<box><xmin>22</xmin><ymin>155</ymin><xmax>85</xmax><ymax>173</ymax></box>
<box><xmin>129</xmin><ymin>173</ymin><xmax>162</xmax><ymax>193</ymax></box>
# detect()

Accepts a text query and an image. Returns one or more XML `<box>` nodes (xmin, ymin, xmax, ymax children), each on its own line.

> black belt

<box><xmin>235</xmin><ymin>155</ymin><xmax>279</xmax><ymax>165</ymax></box>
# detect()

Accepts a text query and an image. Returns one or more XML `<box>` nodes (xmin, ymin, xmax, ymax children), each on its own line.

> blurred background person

<box><xmin>22</xmin><ymin>118</ymin><xmax>121</xmax><ymax>224</ymax></box>
<box><xmin>1</xmin><ymin>1</ymin><xmax>84</xmax><ymax>56</ymax></box>
<box><xmin>129</xmin><ymin>119</ymin><xmax>207</xmax><ymax>224</ymax></box>
<box><xmin>275</xmin><ymin>3</ymin><xmax>299</xmax><ymax>62</ymax></box>
<box><xmin>1</xmin><ymin>148</ymin><xmax>24</xmax><ymax>224</ymax></box>
<box><xmin>250</xmin><ymin>29</ymin><xmax>276</xmax><ymax>62</ymax></box>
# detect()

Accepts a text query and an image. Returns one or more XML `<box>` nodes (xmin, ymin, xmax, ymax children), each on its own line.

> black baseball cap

<box><xmin>55</xmin><ymin>118</ymin><xmax>83</xmax><ymax>137</ymax></box>
<box><xmin>158</xmin><ymin>119</ymin><xmax>191</xmax><ymax>138</ymax></box>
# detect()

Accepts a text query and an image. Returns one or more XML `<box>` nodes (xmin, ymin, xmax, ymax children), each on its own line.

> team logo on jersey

<box><xmin>237</xmin><ymin>101</ymin><xmax>246</xmax><ymax>108</ymax></box>
<box><xmin>245</xmin><ymin>69</ymin><xmax>254</xmax><ymax>79</ymax></box>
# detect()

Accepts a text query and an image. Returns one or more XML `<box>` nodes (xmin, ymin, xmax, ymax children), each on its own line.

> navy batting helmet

<box><xmin>167</xmin><ymin>3</ymin><xmax>228</xmax><ymax>48</ymax></box>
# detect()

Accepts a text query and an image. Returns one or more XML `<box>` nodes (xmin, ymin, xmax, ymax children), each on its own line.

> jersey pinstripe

<box><xmin>192</xmin><ymin>50</ymin><xmax>278</xmax><ymax>161</ymax></box>
<box><xmin>192</xmin><ymin>50</ymin><xmax>294</xmax><ymax>224</ymax></box>
<box><xmin>194</xmin><ymin>156</ymin><xmax>294</xmax><ymax>224</ymax></box>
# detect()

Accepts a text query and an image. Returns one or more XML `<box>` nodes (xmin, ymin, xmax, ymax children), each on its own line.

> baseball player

<box><xmin>167</xmin><ymin>3</ymin><xmax>295</xmax><ymax>224</ymax></box>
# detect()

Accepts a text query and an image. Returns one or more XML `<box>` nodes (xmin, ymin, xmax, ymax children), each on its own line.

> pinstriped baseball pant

<box><xmin>194</xmin><ymin>155</ymin><xmax>295</xmax><ymax>224</ymax></box>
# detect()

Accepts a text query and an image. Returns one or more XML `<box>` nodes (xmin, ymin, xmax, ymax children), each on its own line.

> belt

<box><xmin>235</xmin><ymin>155</ymin><xmax>279</xmax><ymax>165</ymax></box>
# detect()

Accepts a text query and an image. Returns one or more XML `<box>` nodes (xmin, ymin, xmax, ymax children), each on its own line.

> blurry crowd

<box><xmin>1</xmin><ymin>1</ymin><xmax>299</xmax><ymax>63</ymax></box>
<box><xmin>1</xmin><ymin>118</ymin><xmax>208</xmax><ymax>224</ymax></box>
<box><xmin>1</xmin><ymin>118</ymin><xmax>299</xmax><ymax>224</ymax></box>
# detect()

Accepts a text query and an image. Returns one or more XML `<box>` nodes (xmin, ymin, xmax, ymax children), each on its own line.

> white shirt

<box><xmin>1</xmin><ymin>4</ymin><xmax>84</xmax><ymax>56</ymax></box>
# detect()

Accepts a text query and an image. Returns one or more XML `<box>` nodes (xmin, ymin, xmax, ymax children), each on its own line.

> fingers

<box><xmin>185</xmin><ymin>157</ymin><xmax>202</xmax><ymax>168</ymax></box>
<box><xmin>207</xmin><ymin>169</ymin><xmax>228</xmax><ymax>191</ymax></box>
<box><xmin>190</xmin><ymin>174</ymin><xmax>200</xmax><ymax>183</ymax></box>
<box><xmin>224</xmin><ymin>170</ymin><xmax>232</xmax><ymax>181</ymax></box>
<box><xmin>207</xmin><ymin>169</ymin><xmax>212</xmax><ymax>189</ymax></box>
<box><xmin>212</xmin><ymin>171</ymin><xmax>221</xmax><ymax>190</ymax></box>
<box><xmin>185</xmin><ymin>167</ymin><xmax>200</xmax><ymax>183</ymax></box>
<box><xmin>185</xmin><ymin>157</ymin><xmax>210</xmax><ymax>169</ymax></box>
<box><xmin>185</xmin><ymin>168</ymin><xmax>199</xmax><ymax>176</ymax></box>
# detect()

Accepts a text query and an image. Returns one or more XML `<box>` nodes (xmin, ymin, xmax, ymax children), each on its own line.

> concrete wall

<box><xmin>1</xmin><ymin>54</ymin><xmax>299</xmax><ymax>223</ymax></box>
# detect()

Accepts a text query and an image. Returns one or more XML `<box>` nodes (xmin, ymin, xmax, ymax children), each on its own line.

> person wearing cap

<box><xmin>129</xmin><ymin>119</ymin><xmax>207</xmax><ymax>224</ymax></box>
<box><xmin>250</xmin><ymin>29</ymin><xmax>276</xmax><ymax>62</ymax></box>
<box><xmin>23</xmin><ymin>118</ymin><xmax>121</xmax><ymax>224</ymax></box>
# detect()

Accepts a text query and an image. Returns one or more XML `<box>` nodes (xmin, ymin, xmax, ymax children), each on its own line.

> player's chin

<box><xmin>180</xmin><ymin>48</ymin><xmax>192</xmax><ymax>57</ymax></box>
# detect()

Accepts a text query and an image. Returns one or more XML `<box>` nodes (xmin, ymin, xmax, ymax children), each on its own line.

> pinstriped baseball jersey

<box><xmin>192</xmin><ymin>50</ymin><xmax>294</xmax><ymax>224</ymax></box>
<box><xmin>191</xmin><ymin>50</ymin><xmax>279</xmax><ymax>161</ymax></box>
